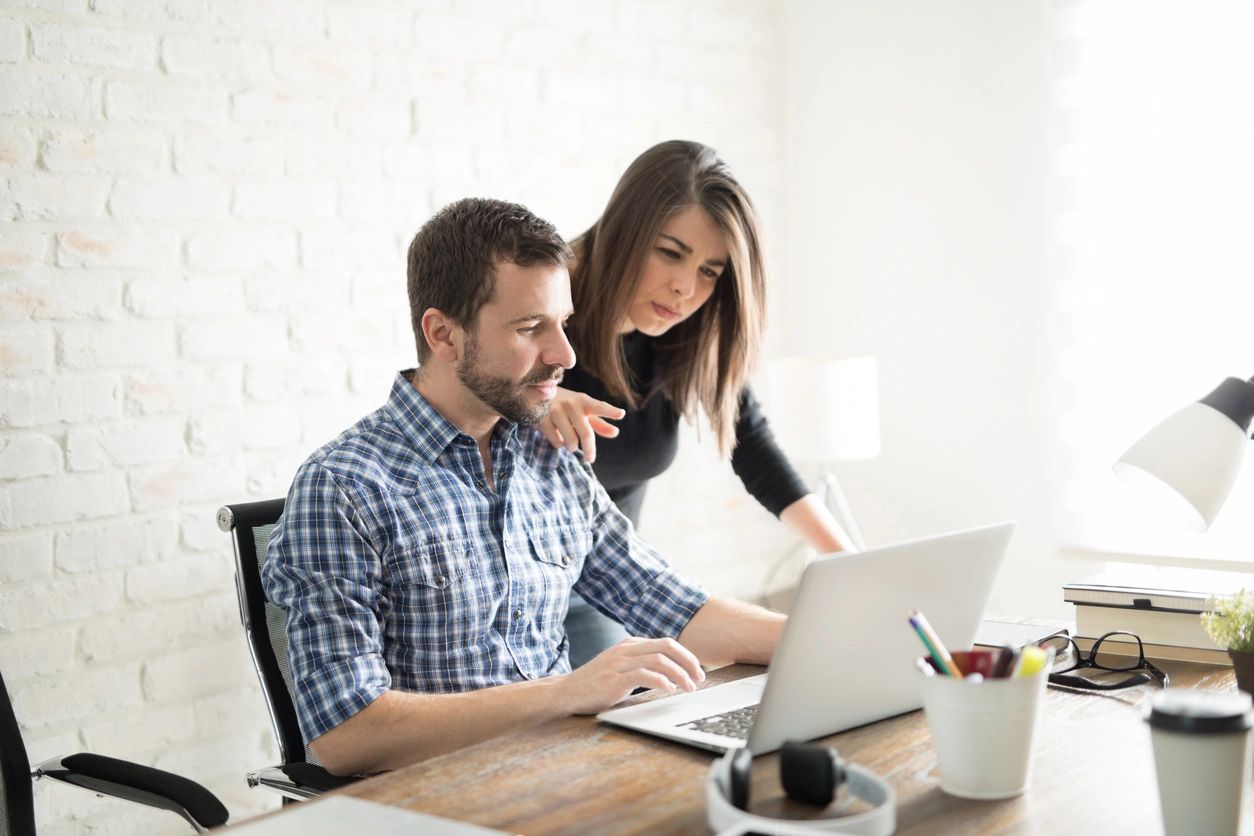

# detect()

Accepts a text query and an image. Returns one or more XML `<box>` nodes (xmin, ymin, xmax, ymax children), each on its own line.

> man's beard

<box><xmin>457</xmin><ymin>335</ymin><xmax>563</xmax><ymax>426</ymax></box>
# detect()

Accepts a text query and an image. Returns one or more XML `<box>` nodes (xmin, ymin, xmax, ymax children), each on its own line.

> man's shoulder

<box><xmin>298</xmin><ymin>407</ymin><xmax>420</xmax><ymax>493</ymax></box>
<box><xmin>516</xmin><ymin>426</ymin><xmax>578</xmax><ymax>475</ymax></box>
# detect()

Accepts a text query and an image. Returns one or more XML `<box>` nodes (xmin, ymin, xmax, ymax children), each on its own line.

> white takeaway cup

<box><xmin>919</xmin><ymin>662</ymin><xmax>1050</xmax><ymax>800</ymax></box>
<box><xmin>1146</xmin><ymin>689</ymin><xmax>1254</xmax><ymax>836</ymax></box>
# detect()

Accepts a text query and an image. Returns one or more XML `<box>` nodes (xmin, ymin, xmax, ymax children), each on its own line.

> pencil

<box><xmin>910</xmin><ymin>623</ymin><xmax>954</xmax><ymax>677</ymax></box>
<box><xmin>908</xmin><ymin>610</ymin><xmax>963</xmax><ymax>678</ymax></box>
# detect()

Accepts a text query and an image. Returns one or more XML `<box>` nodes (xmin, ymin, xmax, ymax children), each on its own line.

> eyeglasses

<box><xmin>1038</xmin><ymin>631</ymin><xmax>1170</xmax><ymax>691</ymax></box>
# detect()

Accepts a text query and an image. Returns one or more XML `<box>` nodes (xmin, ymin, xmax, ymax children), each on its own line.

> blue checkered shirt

<box><xmin>262</xmin><ymin>371</ymin><xmax>710</xmax><ymax>743</ymax></box>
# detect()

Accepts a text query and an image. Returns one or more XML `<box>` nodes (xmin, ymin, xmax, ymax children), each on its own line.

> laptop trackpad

<box><xmin>599</xmin><ymin>674</ymin><xmax>767</xmax><ymax>724</ymax></box>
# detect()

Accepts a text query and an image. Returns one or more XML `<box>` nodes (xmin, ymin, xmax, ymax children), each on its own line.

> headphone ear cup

<box><xmin>728</xmin><ymin>748</ymin><xmax>753</xmax><ymax>811</ymax></box>
<box><xmin>780</xmin><ymin>741</ymin><xmax>842</xmax><ymax>807</ymax></box>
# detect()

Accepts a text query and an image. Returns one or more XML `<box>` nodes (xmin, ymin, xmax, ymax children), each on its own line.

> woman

<box><xmin>539</xmin><ymin>140</ymin><xmax>854</xmax><ymax>667</ymax></box>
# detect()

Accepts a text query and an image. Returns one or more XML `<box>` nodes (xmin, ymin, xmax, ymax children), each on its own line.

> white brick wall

<box><xmin>0</xmin><ymin>1</ymin><xmax>788</xmax><ymax>831</ymax></box>
<box><xmin>40</xmin><ymin>127</ymin><xmax>167</xmax><ymax>174</ymax></box>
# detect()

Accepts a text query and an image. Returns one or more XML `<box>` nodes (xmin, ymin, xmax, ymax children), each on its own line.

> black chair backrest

<box><xmin>0</xmin><ymin>669</ymin><xmax>35</xmax><ymax>836</ymax></box>
<box><xmin>218</xmin><ymin>498</ymin><xmax>321</xmax><ymax>768</ymax></box>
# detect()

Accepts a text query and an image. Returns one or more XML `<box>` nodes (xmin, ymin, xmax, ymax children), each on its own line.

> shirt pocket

<box><xmin>385</xmin><ymin>538</ymin><xmax>490</xmax><ymax>651</ymax></box>
<box><xmin>527</xmin><ymin>526</ymin><xmax>594</xmax><ymax>641</ymax></box>
<box><xmin>527</xmin><ymin>526</ymin><xmax>593</xmax><ymax>578</ymax></box>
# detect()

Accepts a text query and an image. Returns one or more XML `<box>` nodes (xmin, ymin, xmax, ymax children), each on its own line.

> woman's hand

<box><xmin>537</xmin><ymin>387</ymin><xmax>626</xmax><ymax>463</ymax></box>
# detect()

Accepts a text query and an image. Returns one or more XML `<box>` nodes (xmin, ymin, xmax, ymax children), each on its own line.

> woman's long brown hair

<box><xmin>568</xmin><ymin>140</ymin><xmax>767</xmax><ymax>456</ymax></box>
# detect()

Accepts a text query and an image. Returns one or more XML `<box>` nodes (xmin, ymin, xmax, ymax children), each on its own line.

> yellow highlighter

<box><xmin>1011</xmin><ymin>645</ymin><xmax>1049</xmax><ymax>678</ymax></box>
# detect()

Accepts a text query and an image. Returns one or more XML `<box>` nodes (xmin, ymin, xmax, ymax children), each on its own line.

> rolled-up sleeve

<box><xmin>261</xmin><ymin>462</ymin><xmax>391</xmax><ymax>744</ymax></box>
<box><xmin>573</xmin><ymin>469</ymin><xmax>709</xmax><ymax>639</ymax></box>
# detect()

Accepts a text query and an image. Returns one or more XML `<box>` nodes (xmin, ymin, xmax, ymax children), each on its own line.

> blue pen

<box><xmin>908</xmin><ymin>610</ymin><xmax>963</xmax><ymax>677</ymax></box>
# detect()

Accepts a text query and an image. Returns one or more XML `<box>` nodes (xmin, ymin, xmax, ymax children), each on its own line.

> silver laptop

<box><xmin>597</xmin><ymin>522</ymin><xmax>1014</xmax><ymax>754</ymax></box>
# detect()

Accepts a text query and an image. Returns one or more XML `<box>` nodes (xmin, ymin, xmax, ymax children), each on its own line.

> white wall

<box><xmin>0</xmin><ymin>2</ymin><xmax>788</xmax><ymax>832</ymax></box>
<box><xmin>784</xmin><ymin>0</ymin><xmax>1078</xmax><ymax>618</ymax></box>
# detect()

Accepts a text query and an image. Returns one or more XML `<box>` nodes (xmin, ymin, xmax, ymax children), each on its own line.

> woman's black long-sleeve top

<box><xmin>562</xmin><ymin>331</ymin><xmax>809</xmax><ymax>527</ymax></box>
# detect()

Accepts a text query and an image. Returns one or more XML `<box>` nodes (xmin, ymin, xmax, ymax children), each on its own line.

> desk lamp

<box><xmin>763</xmin><ymin>356</ymin><xmax>880</xmax><ymax>550</ymax></box>
<box><xmin>1113</xmin><ymin>376</ymin><xmax>1254</xmax><ymax>531</ymax></box>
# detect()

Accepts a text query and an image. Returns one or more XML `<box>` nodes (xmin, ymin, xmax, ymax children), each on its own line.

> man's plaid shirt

<box><xmin>262</xmin><ymin>371</ymin><xmax>709</xmax><ymax>743</ymax></box>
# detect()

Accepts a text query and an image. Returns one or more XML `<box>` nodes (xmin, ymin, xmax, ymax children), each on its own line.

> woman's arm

<box><xmin>540</xmin><ymin>383</ymin><xmax>857</xmax><ymax>554</ymax></box>
<box><xmin>535</xmin><ymin>386</ymin><xmax>626</xmax><ymax>463</ymax></box>
<box><xmin>729</xmin><ymin>388</ymin><xmax>858</xmax><ymax>554</ymax></box>
<box><xmin>779</xmin><ymin>494</ymin><xmax>856</xmax><ymax>554</ymax></box>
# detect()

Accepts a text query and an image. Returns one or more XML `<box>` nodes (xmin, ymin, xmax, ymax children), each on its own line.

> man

<box><xmin>263</xmin><ymin>198</ymin><xmax>785</xmax><ymax>777</ymax></box>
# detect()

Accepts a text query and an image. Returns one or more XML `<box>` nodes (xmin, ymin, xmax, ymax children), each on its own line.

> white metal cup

<box><xmin>919</xmin><ymin>662</ymin><xmax>1050</xmax><ymax>799</ymax></box>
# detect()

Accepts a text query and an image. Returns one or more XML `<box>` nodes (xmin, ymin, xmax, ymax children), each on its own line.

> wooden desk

<box><xmin>331</xmin><ymin>660</ymin><xmax>1245</xmax><ymax>834</ymax></box>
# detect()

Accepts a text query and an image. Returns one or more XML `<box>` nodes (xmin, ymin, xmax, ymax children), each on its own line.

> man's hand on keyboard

<box><xmin>559</xmin><ymin>636</ymin><xmax>706</xmax><ymax>714</ymax></box>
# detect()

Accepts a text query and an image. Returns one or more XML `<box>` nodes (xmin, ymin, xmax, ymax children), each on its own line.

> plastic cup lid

<box><xmin>1145</xmin><ymin>690</ymin><xmax>1254</xmax><ymax>734</ymax></box>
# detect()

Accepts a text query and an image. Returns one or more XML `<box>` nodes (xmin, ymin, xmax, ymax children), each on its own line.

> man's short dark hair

<box><xmin>407</xmin><ymin>198</ymin><xmax>572</xmax><ymax>362</ymax></box>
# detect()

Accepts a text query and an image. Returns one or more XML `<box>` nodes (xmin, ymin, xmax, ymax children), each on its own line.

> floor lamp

<box><xmin>763</xmin><ymin>355</ymin><xmax>881</xmax><ymax>551</ymax></box>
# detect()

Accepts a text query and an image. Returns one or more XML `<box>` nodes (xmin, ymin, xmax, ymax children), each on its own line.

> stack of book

<box><xmin>974</xmin><ymin>618</ymin><xmax>1070</xmax><ymax>650</ymax></box>
<box><xmin>1064</xmin><ymin>566</ymin><xmax>1254</xmax><ymax>663</ymax></box>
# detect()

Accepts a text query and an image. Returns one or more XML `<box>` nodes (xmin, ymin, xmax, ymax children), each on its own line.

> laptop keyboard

<box><xmin>677</xmin><ymin>704</ymin><xmax>759</xmax><ymax>740</ymax></box>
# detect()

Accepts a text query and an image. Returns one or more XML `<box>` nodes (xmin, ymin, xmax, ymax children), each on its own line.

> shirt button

<box><xmin>512</xmin><ymin>608</ymin><xmax>523</xmax><ymax>620</ymax></box>
<box><xmin>561</xmin><ymin>555</ymin><xmax>570</xmax><ymax>566</ymax></box>
<box><xmin>434</xmin><ymin>574</ymin><xmax>447</xmax><ymax>587</ymax></box>
<box><xmin>475</xmin><ymin>479</ymin><xmax>484</xmax><ymax>488</ymax></box>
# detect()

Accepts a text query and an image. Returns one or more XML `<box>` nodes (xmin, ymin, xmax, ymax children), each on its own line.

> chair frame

<box><xmin>218</xmin><ymin>498</ymin><xmax>354</xmax><ymax>801</ymax></box>
<box><xmin>31</xmin><ymin>755</ymin><xmax>219</xmax><ymax>833</ymax></box>
<box><xmin>1</xmin><ymin>668</ymin><xmax>227</xmax><ymax>833</ymax></box>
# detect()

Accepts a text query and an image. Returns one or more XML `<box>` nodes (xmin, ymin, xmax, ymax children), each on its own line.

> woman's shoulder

<box><xmin>562</xmin><ymin>362</ymin><xmax>611</xmax><ymax>401</ymax></box>
<box><xmin>568</xmin><ymin>332</ymin><xmax>659</xmax><ymax>394</ymax></box>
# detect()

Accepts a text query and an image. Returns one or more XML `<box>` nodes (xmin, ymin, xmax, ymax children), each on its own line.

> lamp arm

<box><xmin>820</xmin><ymin>468</ymin><xmax>866</xmax><ymax>551</ymax></box>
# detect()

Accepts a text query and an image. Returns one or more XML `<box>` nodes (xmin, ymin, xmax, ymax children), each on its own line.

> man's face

<box><xmin>455</xmin><ymin>260</ymin><xmax>576</xmax><ymax>426</ymax></box>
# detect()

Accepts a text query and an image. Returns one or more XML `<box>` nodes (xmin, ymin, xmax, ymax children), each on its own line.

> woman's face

<box><xmin>621</xmin><ymin>204</ymin><xmax>729</xmax><ymax>336</ymax></box>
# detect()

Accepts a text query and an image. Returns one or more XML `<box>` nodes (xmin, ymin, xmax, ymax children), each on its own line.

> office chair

<box><xmin>0</xmin><ymin>667</ymin><xmax>228</xmax><ymax>833</ymax></box>
<box><xmin>217</xmin><ymin>498</ymin><xmax>358</xmax><ymax>801</ymax></box>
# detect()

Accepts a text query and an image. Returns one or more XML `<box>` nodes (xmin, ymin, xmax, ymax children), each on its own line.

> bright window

<box><xmin>1053</xmin><ymin>0</ymin><xmax>1254</xmax><ymax>560</ymax></box>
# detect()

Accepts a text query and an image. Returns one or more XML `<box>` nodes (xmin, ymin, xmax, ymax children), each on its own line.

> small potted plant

<box><xmin>1203</xmin><ymin>589</ymin><xmax>1254</xmax><ymax>695</ymax></box>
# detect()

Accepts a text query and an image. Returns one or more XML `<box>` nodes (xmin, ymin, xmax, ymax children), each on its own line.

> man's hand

<box><xmin>559</xmin><ymin>636</ymin><xmax>706</xmax><ymax>714</ymax></box>
<box><xmin>536</xmin><ymin>387</ymin><xmax>626</xmax><ymax>463</ymax></box>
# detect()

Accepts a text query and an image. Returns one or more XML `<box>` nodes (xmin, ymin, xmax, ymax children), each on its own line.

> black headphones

<box><xmin>706</xmin><ymin>741</ymin><xmax>896</xmax><ymax>835</ymax></box>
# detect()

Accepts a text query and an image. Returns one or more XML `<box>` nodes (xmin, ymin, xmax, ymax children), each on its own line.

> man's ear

<box><xmin>420</xmin><ymin>307</ymin><xmax>464</xmax><ymax>364</ymax></box>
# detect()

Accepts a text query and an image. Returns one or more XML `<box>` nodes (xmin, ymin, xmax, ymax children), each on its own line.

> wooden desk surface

<box><xmin>331</xmin><ymin>660</ymin><xmax>1247</xmax><ymax>834</ymax></box>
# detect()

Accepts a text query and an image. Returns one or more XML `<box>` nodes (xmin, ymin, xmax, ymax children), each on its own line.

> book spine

<box><xmin>1062</xmin><ymin>588</ymin><xmax>1209</xmax><ymax>612</ymax></box>
<box><xmin>1073</xmin><ymin>636</ymin><xmax>1231</xmax><ymax>666</ymax></box>
<box><xmin>1073</xmin><ymin>603</ymin><xmax>1222</xmax><ymax>650</ymax></box>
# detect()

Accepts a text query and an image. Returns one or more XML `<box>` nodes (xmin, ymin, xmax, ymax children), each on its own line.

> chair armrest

<box><xmin>282</xmin><ymin>761</ymin><xmax>359</xmax><ymax>792</ymax></box>
<box><xmin>246</xmin><ymin>761</ymin><xmax>360</xmax><ymax>801</ymax></box>
<box><xmin>35</xmin><ymin>752</ymin><xmax>228</xmax><ymax>832</ymax></box>
<box><xmin>248</xmin><ymin>765</ymin><xmax>320</xmax><ymax>801</ymax></box>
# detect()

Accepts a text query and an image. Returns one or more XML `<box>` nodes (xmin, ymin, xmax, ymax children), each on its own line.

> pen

<box><xmin>908</xmin><ymin>610</ymin><xmax>963</xmax><ymax>678</ymax></box>
<box><xmin>990</xmin><ymin>645</ymin><xmax>1016</xmax><ymax>679</ymax></box>
<box><xmin>907</xmin><ymin>615</ymin><xmax>951</xmax><ymax>676</ymax></box>
<box><xmin>913</xmin><ymin>628</ymin><xmax>954</xmax><ymax>677</ymax></box>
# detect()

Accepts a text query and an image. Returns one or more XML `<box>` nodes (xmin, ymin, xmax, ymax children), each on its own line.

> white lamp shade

<box><xmin>761</xmin><ymin>355</ymin><xmax>880</xmax><ymax>463</ymax></box>
<box><xmin>1113</xmin><ymin>402</ymin><xmax>1247</xmax><ymax>532</ymax></box>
